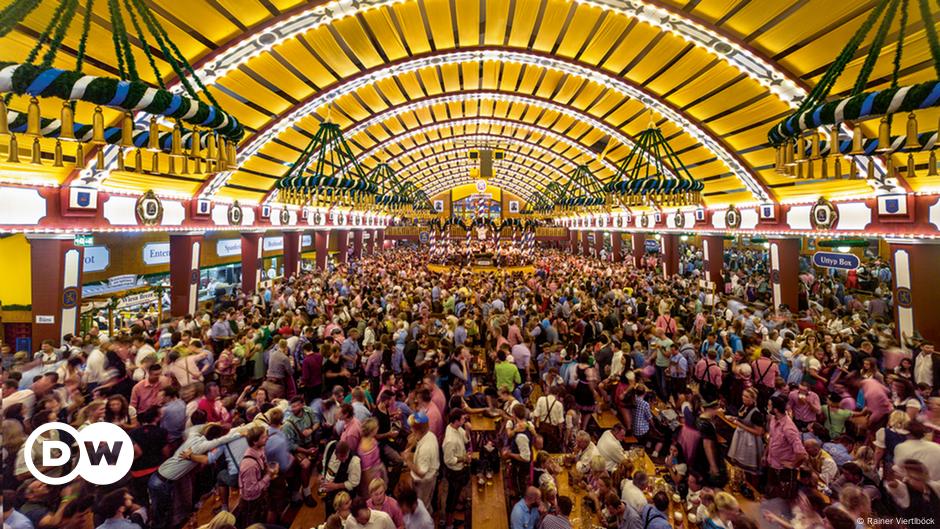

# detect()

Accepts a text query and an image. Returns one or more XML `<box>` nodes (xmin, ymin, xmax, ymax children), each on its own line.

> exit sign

<box><xmin>74</xmin><ymin>234</ymin><xmax>94</xmax><ymax>247</ymax></box>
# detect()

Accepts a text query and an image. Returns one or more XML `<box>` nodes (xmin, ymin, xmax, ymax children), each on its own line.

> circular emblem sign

<box><xmin>674</xmin><ymin>210</ymin><xmax>685</xmax><ymax>228</ymax></box>
<box><xmin>771</xmin><ymin>270</ymin><xmax>781</xmax><ymax>284</ymax></box>
<box><xmin>475</xmin><ymin>180</ymin><xmax>487</xmax><ymax>193</ymax></box>
<box><xmin>135</xmin><ymin>190</ymin><xmax>164</xmax><ymax>226</ymax></box>
<box><xmin>896</xmin><ymin>287</ymin><xmax>913</xmax><ymax>308</ymax></box>
<box><xmin>228</xmin><ymin>202</ymin><xmax>243</xmax><ymax>225</ymax></box>
<box><xmin>279</xmin><ymin>208</ymin><xmax>290</xmax><ymax>225</ymax></box>
<box><xmin>190</xmin><ymin>269</ymin><xmax>200</xmax><ymax>284</ymax></box>
<box><xmin>725</xmin><ymin>206</ymin><xmax>741</xmax><ymax>229</ymax></box>
<box><xmin>314</xmin><ymin>211</ymin><xmax>323</xmax><ymax>225</ymax></box>
<box><xmin>337</xmin><ymin>213</ymin><xmax>345</xmax><ymax>225</ymax></box>
<box><xmin>640</xmin><ymin>214</ymin><xmax>649</xmax><ymax>228</ymax></box>
<box><xmin>810</xmin><ymin>197</ymin><xmax>838</xmax><ymax>230</ymax></box>
<box><xmin>62</xmin><ymin>287</ymin><xmax>79</xmax><ymax>309</ymax></box>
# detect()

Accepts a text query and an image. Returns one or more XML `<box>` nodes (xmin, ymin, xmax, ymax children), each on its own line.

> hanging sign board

<box><xmin>812</xmin><ymin>252</ymin><xmax>859</xmax><ymax>270</ymax></box>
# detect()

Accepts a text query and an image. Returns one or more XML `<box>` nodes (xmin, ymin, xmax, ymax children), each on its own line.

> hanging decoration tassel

<box><xmin>877</xmin><ymin>117</ymin><xmax>891</xmax><ymax>152</ymax></box>
<box><xmin>134</xmin><ymin>148</ymin><xmax>143</xmax><ymax>172</ymax></box>
<box><xmin>849</xmin><ymin>157</ymin><xmax>858</xmax><ymax>179</ymax></box>
<box><xmin>834</xmin><ymin>156</ymin><xmax>843</xmax><ymax>179</ymax></box>
<box><xmin>92</xmin><ymin>106</ymin><xmax>105</xmax><ymax>144</ymax></box>
<box><xmin>152</xmin><ymin>151</ymin><xmax>160</xmax><ymax>174</ymax></box>
<box><xmin>116</xmin><ymin>147</ymin><xmax>125</xmax><ymax>171</ymax></box>
<box><xmin>7</xmin><ymin>135</ymin><xmax>18</xmax><ymax>163</ymax></box>
<box><xmin>795</xmin><ymin>135</ymin><xmax>806</xmax><ymax>162</ymax></box>
<box><xmin>904</xmin><ymin>112</ymin><xmax>919</xmax><ymax>150</ymax></box>
<box><xmin>206</xmin><ymin>133</ymin><xmax>217</xmax><ymax>169</ymax></box>
<box><xmin>75</xmin><ymin>142</ymin><xmax>84</xmax><ymax>167</ymax></box>
<box><xmin>171</xmin><ymin>122</ymin><xmax>182</xmax><ymax>156</ymax></box>
<box><xmin>96</xmin><ymin>149</ymin><xmax>104</xmax><ymax>169</ymax></box>
<box><xmin>54</xmin><ymin>140</ymin><xmax>63</xmax><ymax>167</ymax></box>
<box><xmin>0</xmin><ymin>99</ymin><xmax>8</xmax><ymax>136</ymax></box>
<box><xmin>907</xmin><ymin>153</ymin><xmax>916</xmax><ymax>177</ymax></box>
<box><xmin>121</xmin><ymin>113</ymin><xmax>134</xmax><ymax>147</ymax></box>
<box><xmin>30</xmin><ymin>137</ymin><xmax>42</xmax><ymax>165</ymax></box>
<box><xmin>26</xmin><ymin>97</ymin><xmax>41</xmax><ymax>137</ymax></box>
<box><xmin>928</xmin><ymin>150</ymin><xmax>938</xmax><ymax>176</ymax></box>
<box><xmin>867</xmin><ymin>158</ymin><xmax>876</xmax><ymax>179</ymax></box>
<box><xmin>148</xmin><ymin>117</ymin><xmax>160</xmax><ymax>150</ymax></box>
<box><xmin>810</xmin><ymin>132</ymin><xmax>821</xmax><ymax>159</ymax></box>
<box><xmin>59</xmin><ymin>102</ymin><xmax>74</xmax><ymax>140</ymax></box>
<box><xmin>851</xmin><ymin>125</ymin><xmax>865</xmax><ymax>154</ymax></box>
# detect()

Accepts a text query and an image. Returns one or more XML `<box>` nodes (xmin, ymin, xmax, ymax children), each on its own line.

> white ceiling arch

<box><xmin>202</xmin><ymin>49</ymin><xmax>771</xmax><ymax>202</ymax></box>
<box><xmin>399</xmin><ymin>157</ymin><xmax>556</xmax><ymax>200</ymax></box>
<box><xmin>355</xmin><ymin>118</ymin><xmax>621</xmax><ymax>175</ymax></box>
<box><xmin>180</xmin><ymin>0</ymin><xmax>804</xmax><ymax>106</ymax></box>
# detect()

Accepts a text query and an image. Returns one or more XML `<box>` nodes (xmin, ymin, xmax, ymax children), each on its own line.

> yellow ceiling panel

<box><xmin>242</xmin><ymin>54</ymin><xmax>311</xmax><ymax>101</ymax></box>
<box><xmin>424</xmin><ymin>0</ymin><xmax>456</xmax><ymax>50</ymax></box>
<box><xmin>507</xmin><ymin>0</ymin><xmax>541</xmax><ymax>48</ymax></box>
<box><xmin>532</xmin><ymin>0</ymin><xmax>573</xmax><ymax>52</ymax></box>
<box><xmin>395</xmin><ymin>72</ymin><xmax>426</xmax><ymax>99</ymax></box>
<box><xmin>707</xmin><ymin>98</ymin><xmax>786</xmax><ymax>138</ymax></box>
<box><xmin>217</xmin><ymin>186</ymin><xmax>265</xmax><ymax>202</ymax></box>
<box><xmin>354</xmin><ymin>85</ymin><xmax>391</xmax><ymax>114</ymax></box>
<box><xmin>623</xmin><ymin>35</ymin><xmax>688</xmax><ymax>84</ymax></box>
<box><xmin>481</xmin><ymin>62</ymin><xmax>502</xmax><ymax>90</ymax></box>
<box><xmin>643</xmin><ymin>51</ymin><xmax>715</xmax><ymax>97</ymax></box>
<box><xmin>373</xmin><ymin>78</ymin><xmax>408</xmax><ymax>105</ymax></box>
<box><xmin>393</xmin><ymin>2</ymin><xmax>432</xmax><ymax>54</ymax></box>
<box><xmin>721</xmin><ymin>1</ymin><xmax>793</xmax><ymax>38</ymax></box>
<box><xmin>599</xmin><ymin>21</ymin><xmax>659</xmax><ymax>75</ymax></box>
<box><xmin>461</xmin><ymin>63</ymin><xmax>482</xmax><ymax>90</ymax></box>
<box><xmin>332</xmin><ymin>17</ymin><xmax>386</xmax><ymax>69</ymax></box>
<box><xmin>555</xmin><ymin>4</ymin><xmax>603</xmax><ymax>59</ymax></box>
<box><xmin>455</xmin><ymin>0</ymin><xmax>482</xmax><ymax>47</ymax></box>
<box><xmin>664</xmin><ymin>62</ymin><xmax>739</xmax><ymax>108</ymax></box>
<box><xmin>273</xmin><ymin>40</ymin><xmax>336</xmax><ymax>89</ymax></box>
<box><xmin>685</xmin><ymin>78</ymin><xmax>765</xmax><ymax>120</ymax></box>
<box><xmin>515</xmin><ymin>66</ymin><xmax>544</xmax><ymax>95</ymax></box>
<box><xmin>302</xmin><ymin>30</ymin><xmax>360</xmax><ymax>78</ymax></box>
<box><xmin>570</xmin><ymin>83</ymin><xmax>605</xmax><ymax>110</ymax></box>
<box><xmin>534</xmin><ymin>70</ymin><xmax>565</xmax><ymax>99</ymax></box>
<box><xmin>679</xmin><ymin>0</ymin><xmax>746</xmax><ymax>25</ymax></box>
<box><xmin>360</xmin><ymin>8</ymin><xmax>408</xmax><ymax>61</ymax></box>
<box><xmin>440</xmin><ymin>63</ymin><xmax>462</xmax><ymax>92</ymax></box>
<box><xmin>241</xmin><ymin>156</ymin><xmax>290</xmax><ymax>177</ymax></box>
<box><xmin>498</xmin><ymin>63</ymin><xmax>524</xmax><ymax>92</ymax></box>
<box><xmin>267</xmin><ymin>0</ymin><xmax>307</xmax><ymax>11</ymax></box>
<box><xmin>208</xmin><ymin>91</ymin><xmax>271</xmax><ymax>131</ymax></box>
<box><xmin>335</xmin><ymin>95</ymin><xmax>374</xmax><ymax>123</ymax></box>
<box><xmin>755</xmin><ymin>2</ymin><xmax>864</xmax><ymax>58</ymax></box>
<box><xmin>418</xmin><ymin>68</ymin><xmax>444</xmax><ymax>95</ymax></box>
<box><xmin>578</xmin><ymin>15</ymin><xmax>629</xmax><ymax>65</ymax></box>
<box><xmin>484</xmin><ymin>0</ymin><xmax>511</xmax><ymax>45</ymax></box>
<box><xmin>553</xmin><ymin>76</ymin><xmax>585</xmax><ymax>105</ymax></box>
<box><xmin>103</xmin><ymin>172</ymin><xmax>203</xmax><ymax>196</ymax></box>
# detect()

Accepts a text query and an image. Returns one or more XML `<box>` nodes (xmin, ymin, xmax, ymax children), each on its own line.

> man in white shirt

<box><xmin>399</xmin><ymin>488</ymin><xmax>434</xmax><ymax>529</ymax></box>
<box><xmin>533</xmin><ymin>386</ymin><xmax>565</xmax><ymax>452</ymax></box>
<box><xmin>914</xmin><ymin>343</ymin><xmax>936</xmax><ymax>388</ymax></box>
<box><xmin>442</xmin><ymin>410</ymin><xmax>470</xmax><ymax>529</ymax></box>
<box><xmin>346</xmin><ymin>498</ymin><xmax>396</xmax><ymax>529</ymax></box>
<box><xmin>620</xmin><ymin>471</ymin><xmax>649</xmax><ymax>512</ymax></box>
<box><xmin>84</xmin><ymin>342</ymin><xmax>108</xmax><ymax>388</ymax></box>
<box><xmin>572</xmin><ymin>430</ymin><xmax>600</xmax><ymax>475</ymax></box>
<box><xmin>893</xmin><ymin>422</ymin><xmax>940</xmax><ymax>481</ymax></box>
<box><xmin>406</xmin><ymin>412</ymin><xmax>440</xmax><ymax>513</ymax></box>
<box><xmin>597</xmin><ymin>424</ymin><xmax>628</xmax><ymax>472</ymax></box>
<box><xmin>321</xmin><ymin>440</ymin><xmax>362</xmax><ymax>515</ymax></box>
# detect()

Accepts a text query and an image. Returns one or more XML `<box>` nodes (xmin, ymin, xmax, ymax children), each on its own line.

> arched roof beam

<box><xmin>200</xmin><ymin>49</ymin><xmax>772</xmax><ymax>202</ymax></box>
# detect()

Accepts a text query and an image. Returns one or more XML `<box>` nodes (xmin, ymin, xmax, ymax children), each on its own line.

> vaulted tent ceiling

<box><xmin>4</xmin><ymin>0</ymin><xmax>939</xmax><ymax>205</ymax></box>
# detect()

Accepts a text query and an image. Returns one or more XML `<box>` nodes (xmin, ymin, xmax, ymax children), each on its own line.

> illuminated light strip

<box><xmin>302</xmin><ymin>92</ymin><xmax>671</xmax><ymax>179</ymax></box>
<box><xmin>204</xmin><ymin>50</ymin><xmax>769</xmax><ymax>202</ymax></box>
<box><xmin>396</xmin><ymin>154</ymin><xmax>551</xmax><ymax>201</ymax></box>
<box><xmin>408</xmin><ymin>157</ymin><xmax>550</xmax><ymax>193</ymax></box>
<box><xmin>403</xmin><ymin>159</ymin><xmax>550</xmax><ymax>199</ymax></box>
<box><xmin>175</xmin><ymin>0</ymin><xmax>804</xmax><ymax>110</ymax></box>
<box><xmin>268</xmin><ymin>135</ymin><xmax>572</xmax><ymax>204</ymax></box>
<box><xmin>386</xmin><ymin>135</ymin><xmax>574</xmax><ymax>179</ymax></box>
<box><xmin>356</xmin><ymin>118</ymin><xmax>621</xmax><ymax>174</ymax></box>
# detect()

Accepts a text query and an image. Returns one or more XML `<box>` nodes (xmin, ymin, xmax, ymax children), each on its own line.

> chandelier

<box><xmin>768</xmin><ymin>0</ymin><xmax>939</xmax><ymax>182</ymax></box>
<box><xmin>0</xmin><ymin>0</ymin><xmax>243</xmax><ymax>177</ymax></box>
<box><xmin>552</xmin><ymin>165</ymin><xmax>607</xmax><ymax>214</ymax></box>
<box><xmin>275</xmin><ymin>121</ymin><xmax>377</xmax><ymax>207</ymax></box>
<box><xmin>605</xmin><ymin>125</ymin><xmax>704</xmax><ymax>207</ymax></box>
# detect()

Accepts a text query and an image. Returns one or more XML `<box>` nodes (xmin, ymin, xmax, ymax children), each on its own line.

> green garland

<box><xmin>0</xmin><ymin>62</ymin><xmax>244</xmax><ymax>146</ymax></box>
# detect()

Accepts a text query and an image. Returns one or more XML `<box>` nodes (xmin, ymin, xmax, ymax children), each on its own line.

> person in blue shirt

<box><xmin>94</xmin><ymin>488</ymin><xmax>141</xmax><ymax>529</ymax></box>
<box><xmin>2</xmin><ymin>491</ymin><xmax>34</xmax><ymax>529</ymax></box>
<box><xmin>639</xmin><ymin>492</ymin><xmax>671</xmax><ymax>529</ymax></box>
<box><xmin>510</xmin><ymin>487</ymin><xmax>542</xmax><ymax>529</ymax></box>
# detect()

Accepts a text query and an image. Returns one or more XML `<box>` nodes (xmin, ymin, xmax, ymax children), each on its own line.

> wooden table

<box><xmin>553</xmin><ymin>456</ymin><xmax>599</xmax><ymax>529</ymax></box>
<box><xmin>470</xmin><ymin>413</ymin><xmax>500</xmax><ymax>450</ymax></box>
<box><xmin>593</xmin><ymin>410</ymin><xmax>621</xmax><ymax>429</ymax></box>
<box><xmin>472</xmin><ymin>467</ymin><xmax>510</xmax><ymax>529</ymax></box>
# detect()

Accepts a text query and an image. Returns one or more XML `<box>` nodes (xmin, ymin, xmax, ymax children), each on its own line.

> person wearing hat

<box><xmin>404</xmin><ymin>411</ymin><xmax>439</xmax><ymax>514</ymax></box>
<box><xmin>690</xmin><ymin>397</ymin><xmax>726</xmax><ymax>488</ymax></box>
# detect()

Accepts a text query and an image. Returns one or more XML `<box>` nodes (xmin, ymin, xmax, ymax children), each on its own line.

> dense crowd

<box><xmin>2</xmin><ymin>244</ymin><xmax>937</xmax><ymax>529</ymax></box>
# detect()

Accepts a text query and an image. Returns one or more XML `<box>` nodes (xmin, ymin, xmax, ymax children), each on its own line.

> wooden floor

<box><xmin>186</xmin><ymin>475</ymin><xmax>326</xmax><ymax>529</ymax></box>
<box><xmin>472</xmin><ymin>468</ymin><xmax>509</xmax><ymax>529</ymax></box>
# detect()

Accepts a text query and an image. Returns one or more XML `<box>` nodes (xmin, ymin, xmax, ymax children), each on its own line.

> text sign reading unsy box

<box><xmin>812</xmin><ymin>251</ymin><xmax>860</xmax><ymax>270</ymax></box>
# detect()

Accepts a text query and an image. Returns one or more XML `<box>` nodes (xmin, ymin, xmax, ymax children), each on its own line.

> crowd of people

<box><xmin>2</xmin><ymin>242</ymin><xmax>937</xmax><ymax>529</ymax></box>
<box><xmin>431</xmin><ymin>237</ymin><xmax>532</xmax><ymax>268</ymax></box>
